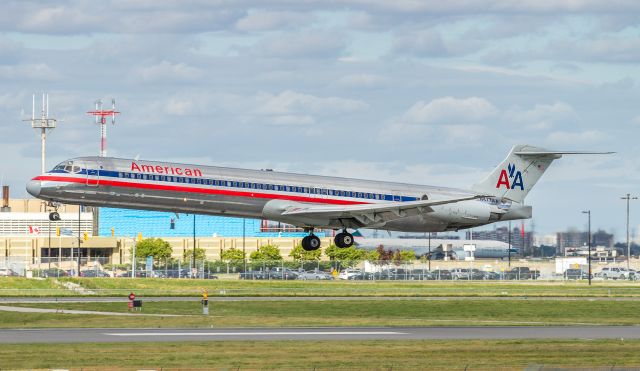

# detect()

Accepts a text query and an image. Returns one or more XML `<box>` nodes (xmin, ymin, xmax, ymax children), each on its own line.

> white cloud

<box><xmin>254</xmin><ymin>90</ymin><xmax>369</xmax><ymax>116</ymax></box>
<box><xmin>0</xmin><ymin>63</ymin><xmax>60</xmax><ymax>81</ymax></box>
<box><xmin>546</xmin><ymin>130</ymin><xmax>606</xmax><ymax>145</ymax></box>
<box><xmin>134</xmin><ymin>61</ymin><xmax>203</xmax><ymax>82</ymax></box>
<box><xmin>336</xmin><ymin>73</ymin><xmax>388</xmax><ymax>88</ymax></box>
<box><xmin>235</xmin><ymin>11</ymin><xmax>313</xmax><ymax>32</ymax></box>
<box><xmin>507</xmin><ymin>101</ymin><xmax>577</xmax><ymax>130</ymax></box>
<box><xmin>239</xmin><ymin>31</ymin><xmax>347</xmax><ymax>58</ymax></box>
<box><xmin>392</xmin><ymin>30</ymin><xmax>448</xmax><ymax>57</ymax></box>
<box><xmin>401</xmin><ymin>96</ymin><xmax>498</xmax><ymax>125</ymax></box>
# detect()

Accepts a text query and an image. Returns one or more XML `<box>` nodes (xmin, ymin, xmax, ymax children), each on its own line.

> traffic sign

<box><xmin>128</xmin><ymin>293</ymin><xmax>135</xmax><ymax>301</ymax></box>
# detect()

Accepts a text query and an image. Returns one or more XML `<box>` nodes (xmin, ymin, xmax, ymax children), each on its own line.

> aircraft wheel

<box><xmin>49</xmin><ymin>212</ymin><xmax>60</xmax><ymax>221</ymax></box>
<box><xmin>302</xmin><ymin>235</ymin><xmax>321</xmax><ymax>251</ymax></box>
<box><xmin>334</xmin><ymin>232</ymin><xmax>354</xmax><ymax>248</ymax></box>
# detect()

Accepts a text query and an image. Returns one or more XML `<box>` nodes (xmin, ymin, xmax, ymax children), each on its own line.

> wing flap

<box><xmin>281</xmin><ymin>195</ymin><xmax>482</xmax><ymax>227</ymax></box>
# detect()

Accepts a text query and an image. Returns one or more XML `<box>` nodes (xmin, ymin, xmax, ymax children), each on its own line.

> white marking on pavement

<box><xmin>105</xmin><ymin>331</ymin><xmax>405</xmax><ymax>336</ymax></box>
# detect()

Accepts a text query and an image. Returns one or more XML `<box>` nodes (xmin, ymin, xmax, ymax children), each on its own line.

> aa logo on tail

<box><xmin>496</xmin><ymin>163</ymin><xmax>524</xmax><ymax>190</ymax></box>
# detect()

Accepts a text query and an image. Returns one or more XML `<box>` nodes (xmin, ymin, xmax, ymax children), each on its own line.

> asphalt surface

<box><xmin>1</xmin><ymin>326</ymin><xmax>639</xmax><ymax>343</ymax></box>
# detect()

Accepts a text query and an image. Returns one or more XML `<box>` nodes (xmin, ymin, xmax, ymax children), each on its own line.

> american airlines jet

<box><xmin>26</xmin><ymin>145</ymin><xmax>609</xmax><ymax>251</ymax></box>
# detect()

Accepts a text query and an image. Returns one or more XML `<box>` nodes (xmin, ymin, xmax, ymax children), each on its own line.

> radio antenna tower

<box><xmin>23</xmin><ymin>94</ymin><xmax>59</xmax><ymax>175</ymax></box>
<box><xmin>87</xmin><ymin>99</ymin><xmax>120</xmax><ymax>157</ymax></box>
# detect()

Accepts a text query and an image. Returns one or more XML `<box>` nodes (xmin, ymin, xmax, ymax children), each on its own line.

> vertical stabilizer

<box><xmin>470</xmin><ymin>145</ymin><xmax>559</xmax><ymax>203</ymax></box>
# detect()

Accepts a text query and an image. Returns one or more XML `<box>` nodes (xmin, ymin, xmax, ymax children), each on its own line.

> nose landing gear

<box><xmin>48</xmin><ymin>202</ymin><xmax>61</xmax><ymax>221</ymax></box>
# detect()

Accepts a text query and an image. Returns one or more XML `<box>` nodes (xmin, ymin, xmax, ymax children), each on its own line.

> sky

<box><xmin>0</xmin><ymin>0</ymin><xmax>639</xmax><ymax>239</ymax></box>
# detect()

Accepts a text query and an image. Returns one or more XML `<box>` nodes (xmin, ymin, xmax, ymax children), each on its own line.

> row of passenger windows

<box><xmin>117</xmin><ymin>171</ymin><xmax>387</xmax><ymax>200</ymax></box>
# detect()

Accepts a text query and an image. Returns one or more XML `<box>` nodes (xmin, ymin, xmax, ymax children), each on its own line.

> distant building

<box><xmin>98</xmin><ymin>208</ymin><xmax>322</xmax><ymax>238</ymax></box>
<box><xmin>592</xmin><ymin>230</ymin><xmax>614</xmax><ymax>248</ymax></box>
<box><xmin>465</xmin><ymin>226</ymin><xmax>533</xmax><ymax>255</ymax></box>
<box><xmin>556</xmin><ymin>229</ymin><xmax>614</xmax><ymax>255</ymax></box>
<box><xmin>533</xmin><ymin>234</ymin><xmax>557</xmax><ymax>247</ymax></box>
<box><xmin>556</xmin><ymin>231</ymin><xmax>589</xmax><ymax>255</ymax></box>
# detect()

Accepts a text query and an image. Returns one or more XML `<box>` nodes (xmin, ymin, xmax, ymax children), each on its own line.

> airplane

<box><xmin>26</xmin><ymin>144</ymin><xmax>610</xmax><ymax>251</ymax></box>
<box><xmin>352</xmin><ymin>233</ymin><xmax>519</xmax><ymax>260</ymax></box>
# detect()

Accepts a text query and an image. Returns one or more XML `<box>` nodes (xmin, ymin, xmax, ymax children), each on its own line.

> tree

<box><xmin>221</xmin><ymin>247</ymin><xmax>245</xmax><ymax>262</ymax></box>
<box><xmin>221</xmin><ymin>247</ymin><xmax>246</xmax><ymax>272</ymax></box>
<box><xmin>289</xmin><ymin>243</ymin><xmax>322</xmax><ymax>262</ymax></box>
<box><xmin>325</xmin><ymin>244</ymin><xmax>367</xmax><ymax>262</ymax></box>
<box><xmin>393</xmin><ymin>249</ymin><xmax>416</xmax><ymax>264</ymax></box>
<box><xmin>250</xmin><ymin>244</ymin><xmax>282</xmax><ymax>261</ymax></box>
<box><xmin>182</xmin><ymin>247</ymin><xmax>206</xmax><ymax>261</ymax></box>
<box><xmin>364</xmin><ymin>249</ymin><xmax>380</xmax><ymax>263</ymax></box>
<box><xmin>133</xmin><ymin>238</ymin><xmax>172</xmax><ymax>261</ymax></box>
<box><xmin>376</xmin><ymin>245</ymin><xmax>394</xmax><ymax>264</ymax></box>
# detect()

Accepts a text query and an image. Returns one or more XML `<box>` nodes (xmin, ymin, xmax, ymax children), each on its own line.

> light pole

<box><xmin>582</xmin><ymin>210</ymin><xmax>592</xmax><ymax>286</ymax></box>
<box><xmin>621</xmin><ymin>194</ymin><xmax>637</xmax><ymax>269</ymax></box>
<box><xmin>192</xmin><ymin>214</ymin><xmax>196</xmax><ymax>278</ymax></box>
<box><xmin>428</xmin><ymin>232</ymin><xmax>431</xmax><ymax>271</ymax></box>
<box><xmin>77</xmin><ymin>206</ymin><xmax>82</xmax><ymax>277</ymax></box>
<box><xmin>242</xmin><ymin>218</ymin><xmax>246</xmax><ymax>273</ymax></box>
<box><xmin>507</xmin><ymin>221</ymin><xmax>512</xmax><ymax>268</ymax></box>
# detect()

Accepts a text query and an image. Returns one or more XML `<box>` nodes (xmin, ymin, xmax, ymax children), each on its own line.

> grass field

<box><xmin>3</xmin><ymin>298</ymin><xmax>640</xmax><ymax>328</ymax></box>
<box><xmin>2</xmin><ymin>277</ymin><xmax>640</xmax><ymax>297</ymax></box>
<box><xmin>1</xmin><ymin>339</ymin><xmax>640</xmax><ymax>369</ymax></box>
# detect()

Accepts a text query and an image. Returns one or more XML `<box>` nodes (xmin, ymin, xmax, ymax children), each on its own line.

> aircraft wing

<box><xmin>280</xmin><ymin>195</ymin><xmax>482</xmax><ymax>227</ymax></box>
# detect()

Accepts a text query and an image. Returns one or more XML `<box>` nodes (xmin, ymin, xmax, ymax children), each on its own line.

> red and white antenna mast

<box><xmin>87</xmin><ymin>99</ymin><xmax>120</xmax><ymax>157</ymax></box>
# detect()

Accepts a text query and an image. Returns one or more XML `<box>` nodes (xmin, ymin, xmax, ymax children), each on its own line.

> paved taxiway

<box><xmin>1</xmin><ymin>326</ymin><xmax>639</xmax><ymax>343</ymax></box>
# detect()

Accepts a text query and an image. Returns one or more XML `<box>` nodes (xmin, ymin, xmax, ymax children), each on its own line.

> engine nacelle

<box><xmin>431</xmin><ymin>200</ymin><xmax>492</xmax><ymax>224</ymax></box>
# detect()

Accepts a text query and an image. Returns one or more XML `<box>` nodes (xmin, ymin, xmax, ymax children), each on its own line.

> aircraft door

<box><xmin>85</xmin><ymin>161</ymin><xmax>102</xmax><ymax>187</ymax></box>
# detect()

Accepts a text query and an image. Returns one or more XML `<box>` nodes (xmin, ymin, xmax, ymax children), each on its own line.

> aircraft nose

<box><xmin>26</xmin><ymin>179</ymin><xmax>41</xmax><ymax>197</ymax></box>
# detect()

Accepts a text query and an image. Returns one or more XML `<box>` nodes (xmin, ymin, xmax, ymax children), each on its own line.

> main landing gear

<box><xmin>300</xmin><ymin>229</ymin><xmax>355</xmax><ymax>251</ymax></box>
<box><xmin>334</xmin><ymin>230</ymin><xmax>354</xmax><ymax>249</ymax></box>
<box><xmin>301</xmin><ymin>232</ymin><xmax>321</xmax><ymax>251</ymax></box>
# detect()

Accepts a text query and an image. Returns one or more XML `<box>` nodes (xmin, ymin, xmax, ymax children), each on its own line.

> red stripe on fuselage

<box><xmin>34</xmin><ymin>175</ymin><xmax>371</xmax><ymax>206</ymax></box>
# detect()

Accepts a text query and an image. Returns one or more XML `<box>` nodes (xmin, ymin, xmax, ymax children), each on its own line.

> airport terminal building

<box><xmin>0</xmin><ymin>195</ymin><xmax>328</xmax><ymax>266</ymax></box>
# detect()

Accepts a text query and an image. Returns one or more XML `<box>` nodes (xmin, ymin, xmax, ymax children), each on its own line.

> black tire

<box><xmin>302</xmin><ymin>235</ymin><xmax>321</xmax><ymax>251</ymax></box>
<box><xmin>334</xmin><ymin>232</ymin><xmax>354</xmax><ymax>248</ymax></box>
<box><xmin>49</xmin><ymin>212</ymin><xmax>60</xmax><ymax>221</ymax></box>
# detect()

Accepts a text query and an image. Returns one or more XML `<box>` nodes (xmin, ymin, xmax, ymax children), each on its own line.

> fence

<box><xmin>1</xmin><ymin>256</ymin><xmax>637</xmax><ymax>282</ymax></box>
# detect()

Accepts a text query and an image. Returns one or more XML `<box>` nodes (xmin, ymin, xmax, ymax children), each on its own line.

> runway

<box><xmin>1</xmin><ymin>326</ymin><xmax>639</xmax><ymax>343</ymax></box>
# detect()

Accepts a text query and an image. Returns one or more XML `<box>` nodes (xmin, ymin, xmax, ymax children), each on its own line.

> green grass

<box><xmin>4</xmin><ymin>299</ymin><xmax>640</xmax><ymax>328</ymax></box>
<box><xmin>2</xmin><ymin>277</ymin><xmax>640</xmax><ymax>297</ymax></box>
<box><xmin>2</xmin><ymin>339</ymin><xmax>640</xmax><ymax>369</ymax></box>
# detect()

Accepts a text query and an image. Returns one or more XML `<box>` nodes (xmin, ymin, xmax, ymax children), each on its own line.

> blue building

<box><xmin>98</xmin><ymin>208</ymin><xmax>322</xmax><ymax>238</ymax></box>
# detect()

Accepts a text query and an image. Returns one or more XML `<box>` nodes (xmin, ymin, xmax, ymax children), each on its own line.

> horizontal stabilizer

<box><xmin>471</xmin><ymin>144</ymin><xmax>613</xmax><ymax>203</ymax></box>
<box><xmin>514</xmin><ymin>150</ymin><xmax>615</xmax><ymax>156</ymax></box>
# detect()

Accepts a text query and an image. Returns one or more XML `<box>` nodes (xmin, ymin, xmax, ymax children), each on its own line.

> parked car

<box><xmin>469</xmin><ymin>269</ymin><xmax>488</xmax><ymax>280</ymax></box>
<box><xmin>38</xmin><ymin>268</ymin><xmax>68</xmax><ymax>278</ymax></box>
<box><xmin>564</xmin><ymin>268</ymin><xmax>589</xmax><ymax>280</ymax></box>
<box><xmin>239</xmin><ymin>270</ymin><xmax>268</xmax><ymax>280</ymax></box>
<box><xmin>503</xmin><ymin>267</ymin><xmax>540</xmax><ymax>280</ymax></box>
<box><xmin>482</xmin><ymin>271</ymin><xmax>501</xmax><ymax>280</ymax></box>
<box><xmin>268</xmin><ymin>267</ymin><xmax>298</xmax><ymax>280</ymax></box>
<box><xmin>297</xmin><ymin>269</ymin><xmax>333</xmax><ymax>280</ymax></box>
<box><xmin>409</xmin><ymin>269</ymin><xmax>433</xmax><ymax>280</ymax></box>
<box><xmin>451</xmin><ymin>268</ymin><xmax>471</xmax><ymax>280</ymax></box>
<box><xmin>338</xmin><ymin>268</ymin><xmax>362</xmax><ymax>280</ymax></box>
<box><xmin>0</xmin><ymin>268</ymin><xmax>19</xmax><ymax>277</ymax></box>
<box><xmin>80</xmin><ymin>269</ymin><xmax>110</xmax><ymax>277</ymax></box>
<box><xmin>430</xmin><ymin>269</ymin><xmax>452</xmax><ymax>280</ymax></box>
<box><xmin>599</xmin><ymin>267</ymin><xmax>634</xmax><ymax>280</ymax></box>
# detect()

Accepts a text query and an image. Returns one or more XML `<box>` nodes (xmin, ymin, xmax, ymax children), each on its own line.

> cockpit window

<box><xmin>52</xmin><ymin>161</ymin><xmax>81</xmax><ymax>173</ymax></box>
